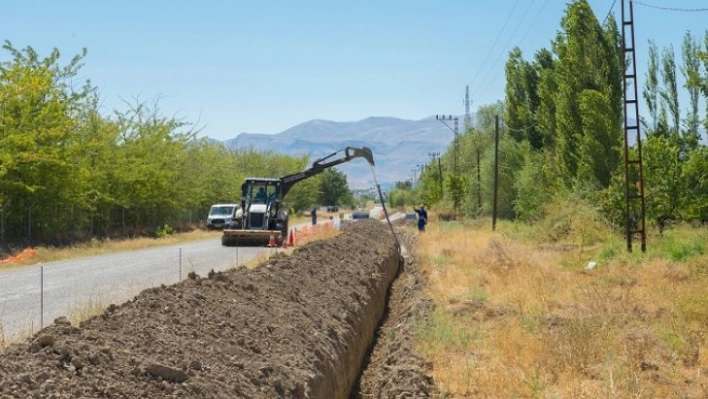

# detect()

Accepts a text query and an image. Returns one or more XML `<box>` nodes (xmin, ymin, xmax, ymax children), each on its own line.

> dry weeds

<box><xmin>415</xmin><ymin>219</ymin><xmax>708</xmax><ymax>398</ymax></box>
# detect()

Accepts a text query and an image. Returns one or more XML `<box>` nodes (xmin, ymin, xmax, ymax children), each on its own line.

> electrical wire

<box><xmin>472</xmin><ymin>0</ymin><xmax>537</xmax><ymax>101</ymax></box>
<box><xmin>603</xmin><ymin>0</ymin><xmax>618</xmax><ymax>24</ymax></box>
<box><xmin>633</xmin><ymin>1</ymin><xmax>708</xmax><ymax>12</ymax></box>
<box><xmin>466</xmin><ymin>0</ymin><xmax>521</xmax><ymax>94</ymax></box>
<box><xmin>502</xmin><ymin>118</ymin><xmax>541</xmax><ymax>133</ymax></box>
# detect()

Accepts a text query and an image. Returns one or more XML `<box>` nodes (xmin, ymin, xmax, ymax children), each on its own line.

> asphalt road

<box><xmin>0</xmin><ymin>236</ymin><xmax>269</xmax><ymax>343</ymax></box>
<box><xmin>0</xmin><ymin>215</ymin><xmax>407</xmax><ymax>345</ymax></box>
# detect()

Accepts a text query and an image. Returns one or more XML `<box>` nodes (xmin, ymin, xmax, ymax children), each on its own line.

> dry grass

<box><xmin>415</xmin><ymin>219</ymin><xmax>708</xmax><ymax>398</ymax></box>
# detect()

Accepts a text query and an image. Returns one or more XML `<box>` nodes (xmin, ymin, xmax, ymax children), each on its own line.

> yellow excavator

<box><xmin>221</xmin><ymin>146</ymin><xmax>374</xmax><ymax>246</ymax></box>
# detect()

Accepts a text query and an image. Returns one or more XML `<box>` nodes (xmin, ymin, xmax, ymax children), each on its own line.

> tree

<box><xmin>534</xmin><ymin>48</ymin><xmax>558</xmax><ymax>150</ymax></box>
<box><xmin>513</xmin><ymin>141</ymin><xmax>549</xmax><ymax>222</ymax></box>
<box><xmin>643</xmin><ymin>40</ymin><xmax>660</xmax><ymax>133</ymax></box>
<box><xmin>681</xmin><ymin>31</ymin><xmax>701</xmax><ymax>148</ymax></box>
<box><xmin>660</xmin><ymin>45</ymin><xmax>680</xmax><ymax>135</ymax></box>
<box><xmin>552</xmin><ymin>0</ymin><xmax>618</xmax><ymax>184</ymax></box>
<box><xmin>576</xmin><ymin>89</ymin><xmax>622</xmax><ymax>189</ymax></box>
<box><xmin>643</xmin><ymin>135</ymin><xmax>685</xmax><ymax>230</ymax></box>
<box><xmin>504</xmin><ymin>47</ymin><xmax>542</xmax><ymax>148</ymax></box>
<box><xmin>317</xmin><ymin>168</ymin><xmax>352</xmax><ymax>207</ymax></box>
<box><xmin>0</xmin><ymin>41</ymin><xmax>91</xmax><ymax>243</ymax></box>
<box><xmin>681</xmin><ymin>147</ymin><xmax>708</xmax><ymax>222</ymax></box>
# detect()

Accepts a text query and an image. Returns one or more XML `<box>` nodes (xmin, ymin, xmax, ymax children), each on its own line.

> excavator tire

<box><xmin>221</xmin><ymin>235</ymin><xmax>234</xmax><ymax>247</ymax></box>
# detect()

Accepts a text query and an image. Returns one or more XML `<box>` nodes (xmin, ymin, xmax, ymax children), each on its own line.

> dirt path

<box><xmin>0</xmin><ymin>220</ymin><xmax>437</xmax><ymax>398</ymax></box>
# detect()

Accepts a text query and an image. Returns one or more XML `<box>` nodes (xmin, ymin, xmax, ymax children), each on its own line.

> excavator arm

<box><xmin>280</xmin><ymin>146</ymin><xmax>374</xmax><ymax>197</ymax></box>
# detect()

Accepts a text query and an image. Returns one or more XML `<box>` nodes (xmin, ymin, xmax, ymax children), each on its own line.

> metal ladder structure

<box><xmin>621</xmin><ymin>0</ymin><xmax>647</xmax><ymax>252</ymax></box>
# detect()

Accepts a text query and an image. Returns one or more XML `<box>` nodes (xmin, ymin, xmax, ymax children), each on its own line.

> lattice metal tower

<box><xmin>621</xmin><ymin>0</ymin><xmax>647</xmax><ymax>252</ymax></box>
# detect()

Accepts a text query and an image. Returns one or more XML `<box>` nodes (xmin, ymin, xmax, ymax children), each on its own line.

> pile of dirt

<box><xmin>0</xmin><ymin>220</ymin><xmax>437</xmax><ymax>398</ymax></box>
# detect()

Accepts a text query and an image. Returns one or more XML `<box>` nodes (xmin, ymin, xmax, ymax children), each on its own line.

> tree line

<box><xmin>0</xmin><ymin>40</ymin><xmax>353</xmax><ymax>248</ymax></box>
<box><xmin>392</xmin><ymin>0</ymin><xmax>707</xmax><ymax>230</ymax></box>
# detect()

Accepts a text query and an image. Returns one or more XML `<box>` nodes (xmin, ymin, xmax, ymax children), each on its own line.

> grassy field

<box><xmin>414</xmin><ymin>216</ymin><xmax>707</xmax><ymax>398</ymax></box>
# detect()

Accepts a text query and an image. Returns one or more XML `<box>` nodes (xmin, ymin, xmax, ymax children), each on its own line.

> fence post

<box><xmin>40</xmin><ymin>265</ymin><xmax>44</xmax><ymax>330</ymax></box>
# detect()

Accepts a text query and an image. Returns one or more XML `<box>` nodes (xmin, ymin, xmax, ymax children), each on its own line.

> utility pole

<box><xmin>464</xmin><ymin>85</ymin><xmax>472</xmax><ymax>132</ymax></box>
<box><xmin>436</xmin><ymin>114</ymin><xmax>460</xmax><ymax>218</ymax></box>
<box><xmin>621</xmin><ymin>0</ymin><xmax>647</xmax><ymax>252</ymax></box>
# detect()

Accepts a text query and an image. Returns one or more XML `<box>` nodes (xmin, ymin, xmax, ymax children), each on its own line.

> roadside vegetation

<box><xmin>391</xmin><ymin>2</ymin><xmax>708</xmax><ymax>396</ymax></box>
<box><xmin>0</xmin><ymin>41</ymin><xmax>357</xmax><ymax>255</ymax></box>
<box><xmin>414</xmin><ymin>209</ymin><xmax>707</xmax><ymax>397</ymax></box>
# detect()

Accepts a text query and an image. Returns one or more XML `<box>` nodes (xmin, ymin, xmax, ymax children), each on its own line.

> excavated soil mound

<box><xmin>0</xmin><ymin>220</ymin><xmax>436</xmax><ymax>398</ymax></box>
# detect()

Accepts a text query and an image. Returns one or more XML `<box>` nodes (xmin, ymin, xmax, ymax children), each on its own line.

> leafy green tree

<box><xmin>681</xmin><ymin>147</ymin><xmax>708</xmax><ymax>221</ymax></box>
<box><xmin>643</xmin><ymin>40</ymin><xmax>661</xmax><ymax>133</ymax></box>
<box><xmin>513</xmin><ymin>142</ymin><xmax>550</xmax><ymax>222</ymax></box>
<box><xmin>643</xmin><ymin>135</ymin><xmax>684</xmax><ymax>229</ymax></box>
<box><xmin>504</xmin><ymin>47</ymin><xmax>542</xmax><ymax>148</ymax></box>
<box><xmin>681</xmin><ymin>31</ymin><xmax>702</xmax><ymax>148</ymax></box>
<box><xmin>534</xmin><ymin>48</ymin><xmax>558</xmax><ymax>150</ymax></box>
<box><xmin>317</xmin><ymin>168</ymin><xmax>352</xmax><ymax>207</ymax></box>
<box><xmin>387</xmin><ymin>186</ymin><xmax>415</xmax><ymax>209</ymax></box>
<box><xmin>660</xmin><ymin>45</ymin><xmax>680</xmax><ymax>135</ymax></box>
<box><xmin>576</xmin><ymin>89</ymin><xmax>622</xmax><ymax>189</ymax></box>
<box><xmin>0</xmin><ymin>41</ymin><xmax>91</xmax><ymax>243</ymax></box>
<box><xmin>479</xmin><ymin>136</ymin><xmax>524</xmax><ymax>220</ymax></box>
<box><xmin>286</xmin><ymin>177</ymin><xmax>319</xmax><ymax>215</ymax></box>
<box><xmin>552</xmin><ymin>0</ymin><xmax>618</xmax><ymax>184</ymax></box>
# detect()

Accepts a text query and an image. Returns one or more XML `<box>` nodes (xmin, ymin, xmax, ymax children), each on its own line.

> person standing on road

<box><xmin>310</xmin><ymin>207</ymin><xmax>317</xmax><ymax>225</ymax></box>
<box><xmin>413</xmin><ymin>204</ymin><xmax>428</xmax><ymax>232</ymax></box>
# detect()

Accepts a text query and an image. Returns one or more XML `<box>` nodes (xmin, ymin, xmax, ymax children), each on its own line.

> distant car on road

<box><xmin>207</xmin><ymin>203</ymin><xmax>239</xmax><ymax>230</ymax></box>
<box><xmin>326</xmin><ymin>205</ymin><xmax>339</xmax><ymax>212</ymax></box>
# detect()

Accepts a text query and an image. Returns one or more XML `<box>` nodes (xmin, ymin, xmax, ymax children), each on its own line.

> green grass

<box><xmin>417</xmin><ymin>310</ymin><xmax>475</xmax><ymax>350</ymax></box>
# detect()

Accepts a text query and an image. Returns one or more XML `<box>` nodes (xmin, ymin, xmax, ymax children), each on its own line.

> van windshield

<box><xmin>210</xmin><ymin>206</ymin><xmax>234</xmax><ymax>216</ymax></box>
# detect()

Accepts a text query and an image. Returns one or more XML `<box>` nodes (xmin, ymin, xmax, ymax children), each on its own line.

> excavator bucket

<box><xmin>347</xmin><ymin>146</ymin><xmax>375</xmax><ymax>166</ymax></box>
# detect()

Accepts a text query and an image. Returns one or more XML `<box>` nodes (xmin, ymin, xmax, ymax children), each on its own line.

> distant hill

<box><xmin>221</xmin><ymin>117</ymin><xmax>458</xmax><ymax>189</ymax></box>
<box><xmin>219</xmin><ymin>117</ymin><xmax>706</xmax><ymax>189</ymax></box>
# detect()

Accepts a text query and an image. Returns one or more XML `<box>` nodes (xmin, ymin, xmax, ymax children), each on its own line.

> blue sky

<box><xmin>3</xmin><ymin>1</ymin><xmax>706</xmax><ymax>141</ymax></box>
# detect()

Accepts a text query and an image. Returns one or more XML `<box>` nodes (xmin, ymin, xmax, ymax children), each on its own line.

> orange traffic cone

<box><xmin>288</xmin><ymin>229</ymin><xmax>295</xmax><ymax>247</ymax></box>
<box><xmin>267</xmin><ymin>232</ymin><xmax>277</xmax><ymax>247</ymax></box>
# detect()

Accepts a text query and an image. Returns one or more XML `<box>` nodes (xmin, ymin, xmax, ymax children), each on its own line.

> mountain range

<box><xmin>220</xmin><ymin>117</ymin><xmax>706</xmax><ymax>190</ymax></box>
<box><xmin>221</xmin><ymin>117</ymin><xmax>457</xmax><ymax>189</ymax></box>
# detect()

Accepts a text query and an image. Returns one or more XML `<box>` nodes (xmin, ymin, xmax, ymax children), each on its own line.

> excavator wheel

<box><xmin>221</xmin><ymin>236</ymin><xmax>234</xmax><ymax>247</ymax></box>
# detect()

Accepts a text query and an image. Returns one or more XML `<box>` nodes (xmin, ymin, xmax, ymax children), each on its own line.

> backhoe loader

<box><xmin>221</xmin><ymin>146</ymin><xmax>374</xmax><ymax>246</ymax></box>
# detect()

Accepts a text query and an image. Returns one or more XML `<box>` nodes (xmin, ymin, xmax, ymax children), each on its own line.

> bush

<box><xmin>155</xmin><ymin>224</ymin><xmax>174</xmax><ymax>238</ymax></box>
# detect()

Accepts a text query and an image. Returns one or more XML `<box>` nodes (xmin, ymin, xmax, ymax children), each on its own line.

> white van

<box><xmin>206</xmin><ymin>203</ymin><xmax>239</xmax><ymax>230</ymax></box>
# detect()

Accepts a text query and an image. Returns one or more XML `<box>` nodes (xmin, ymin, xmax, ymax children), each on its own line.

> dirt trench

<box><xmin>0</xmin><ymin>219</ymin><xmax>437</xmax><ymax>398</ymax></box>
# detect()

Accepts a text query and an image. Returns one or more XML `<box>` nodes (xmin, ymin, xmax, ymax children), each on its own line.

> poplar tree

<box><xmin>552</xmin><ymin>0</ymin><xmax>622</xmax><ymax>189</ymax></box>
<box><xmin>660</xmin><ymin>45</ymin><xmax>680</xmax><ymax>135</ymax></box>
<box><xmin>642</xmin><ymin>40</ymin><xmax>660</xmax><ymax>133</ymax></box>
<box><xmin>681</xmin><ymin>31</ymin><xmax>701</xmax><ymax>148</ymax></box>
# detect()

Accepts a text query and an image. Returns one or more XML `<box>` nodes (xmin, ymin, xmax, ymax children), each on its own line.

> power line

<box><xmin>633</xmin><ymin>1</ymin><xmax>708</xmax><ymax>12</ymax></box>
<box><xmin>502</xmin><ymin>118</ymin><xmax>541</xmax><ymax>133</ymax></box>
<box><xmin>467</xmin><ymin>0</ymin><xmax>521</xmax><ymax>93</ymax></box>
<box><xmin>472</xmin><ymin>0</ymin><xmax>537</xmax><ymax>100</ymax></box>
<box><xmin>603</xmin><ymin>0</ymin><xmax>618</xmax><ymax>24</ymax></box>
